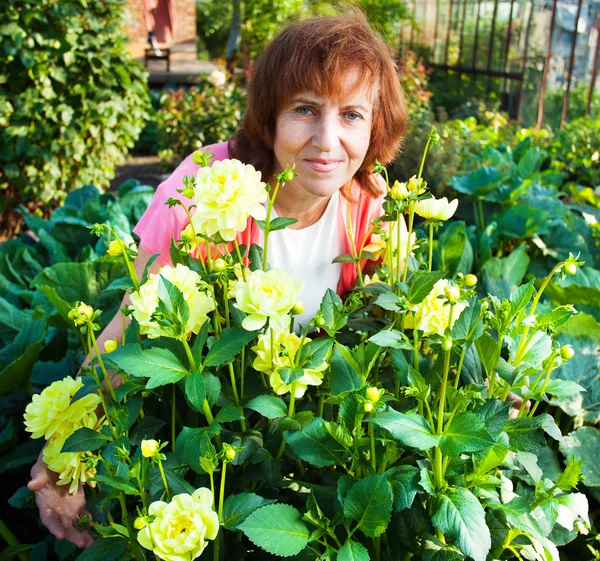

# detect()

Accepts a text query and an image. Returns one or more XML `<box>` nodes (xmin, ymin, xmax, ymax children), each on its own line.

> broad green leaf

<box><xmin>498</xmin><ymin>206</ymin><xmax>549</xmax><ymax>239</ymax></box>
<box><xmin>559</xmin><ymin>426</ymin><xmax>600</xmax><ymax>486</ymax></box>
<box><xmin>338</xmin><ymin>539</ymin><xmax>370</xmax><ymax>561</ymax></box>
<box><xmin>222</xmin><ymin>493</ymin><xmax>277</xmax><ymax>530</ymax></box>
<box><xmin>450</xmin><ymin>166</ymin><xmax>504</xmax><ymax>196</ymax></box>
<box><xmin>516</xmin><ymin>451</ymin><xmax>543</xmax><ymax>484</ymax></box>
<box><xmin>555</xmin><ymin>456</ymin><xmax>583</xmax><ymax>491</ymax></box>
<box><xmin>434</xmin><ymin>221</ymin><xmax>473</xmax><ymax>276</ymax></box>
<box><xmin>248</xmin><ymin>244</ymin><xmax>264</xmax><ymax>272</ymax></box>
<box><xmin>74</xmin><ymin>537</ymin><xmax>128</xmax><ymax>561</ymax></box>
<box><xmin>481</xmin><ymin>246</ymin><xmax>529</xmax><ymax>300</ymax></box>
<box><xmin>408</xmin><ymin>271</ymin><xmax>446</xmax><ymax>305</ymax></box>
<box><xmin>343</xmin><ymin>475</ymin><xmax>393</xmax><ymax>537</ymax></box>
<box><xmin>504</xmin><ymin>414</ymin><xmax>561</xmax><ymax>452</ymax></box>
<box><xmin>153</xmin><ymin>275</ymin><xmax>189</xmax><ymax>337</ymax></box>
<box><xmin>368</xmin><ymin>329</ymin><xmax>413</xmax><ymax>350</ymax></box>
<box><xmin>239</xmin><ymin>504</ymin><xmax>310</xmax><ymax>557</ymax></box>
<box><xmin>517</xmin><ymin>147</ymin><xmax>542</xmax><ymax>178</ymax></box>
<box><xmin>329</xmin><ymin>345</ymin><xmax>363</xmax><ymax>395</ymax></box>
<box><xmin>509</xmin><ymin>331</ymin><xmax>552</xmax><ymax>369</ymax></box>
<box><xmin>62</xmin><ymin>427</ymin><xmax>110</xmax><ymax>453</ymax></box>
<box><xmin>475</xmin><ymin>333</ymin><xmax>500</xmax><ymax>378</ymax></box>
<box><xmin>422</xmin><ymin>537</ymin><xmax>465</xmax><ymax>561</ymax></box>
<box><xmin>284</xmin><ymin>417</ymin><xmax>347</xmax><ymax>467</ymax></box>
<box><xmin>269</xmin><ymin>217</ymin><xmax>298</xmax><ymax>231</ymax></box>
<box><xmin>245</xmin><ymin>395</ymin><xmax>287</xmax><ymax>419</ymax></box>
<box><xmin>108</xmin><ymin>344</ymin><xmax>188</xmax><ymax>389</ymax></box>
<box><xmin>92</xmin><ymin>474</ymin><xmax>139</xmax><ymax>495</ymax></box>
<box><xmin>298</xmin><ymin>337</ymin><xmax>333</xmax><ymax>369</ymax></box>
<box><xmin>203</xmin><ymin>328</ymin><xmax>257</xmax><ymax>368</ymax></box>
<box><xmin>278</xmin><ymin>367</ymin><xmax>304</xmax><ymax>385</ymax></box>
<box><xmin>432</xmin><ymin>487</ymin><xmax>491</xmax><ymax>561</ymax></box>
<box><xmin>374</xmin><ymin>292</ymin><xmax>402</xmax><ymax>311</ymax></box>
<box><xmin>175</xmin><ymin>426</ymin><xmax>220</xmax><ymax>474</ymax></box>
<box><xmin>215</xmin><ymin>405</ymin><xmax>244</xmax><ymax>423</ymax></box>
<box><xmin>509</xmin><ymin>280</ymin><xmax>536</xmax><ymax>317</ymax></box>
<box><xmin>451</xmin><ymin>299</ymin><xmax>483</xmax><ymax>343</ymax></box>
<box><xmin>371</xmin><ymin>409</ymin><xmax>439</xmax><ymax>450</ymax></box>
<box><xmin>386</xmin><ymin>465</ymin><xmax>420</xmax><ymax>511</ymax></box>
<box><xmin>185</xmin><ymin>371</ymin><xmax>206</xmax><ymax>413</ymax></box>
<box><xmin>439</xmin><ymin>412</ymin><xmax>494</xmax><ymax>457</ymax></box>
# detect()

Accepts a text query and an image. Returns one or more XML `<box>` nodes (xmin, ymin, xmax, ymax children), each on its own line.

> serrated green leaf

<box><xmin>239</xmin><ymin>504</ymin><xmax>310</xmax><ymax>557</ymax></box>
<box><xmin>343</xmin><ymin>475</ymin><xmax>393</xmax><ymax>537</ymax></box>
<box><xmin>62</xmin><ymin>427</ymin><xmax>110</xmax><ymax>452</ymax></box>
<box><xmin>185</xmin><ymin>371</ymin><xmax>206</xmax><ymax>413</ymax></box>
<box><xmin>370</xmin><ymin>409</ymin><xmax>439</xmax><ymax>450</ymax></box>
<box><xmin>329</xmin><ymin>345</ymin><xmax>363</xmax><ymax>396</ymax></box>
<box><xmin>269</xmin><ymin>217</ymin><xmax>298</xmax><ymax>231</ymax></box>
<box><xmin>279</xmin><ymin>366</ymin><xmax>304</xmax><ymax>385</ymax></box>
<box><xmin>203</xmin><ymin>328</ymin><xmax>257</xmax><ymax>368</ymax></box>
<box><xmin>338</xmin><ymin>539</ymin><xmax>370</xmax><ymax>561</ymax></box>
<box><xmin>408</xmin><ymin>271</ymin><xmax>446</xmax><ymax>304</ymax></box>
<box><xmin>245</xmin><ymin>395</ymin><xmax>287</xmax><ymax>418</ymax></box>
<box><xmin>386</xmin><ymin>465</ymin><xmax>420</xmax><ymax>512</ymax></box>
<box><xmin>222</xmin><ymin>493</ymin><xmax>276</xmax><ymax>530</ymax></box>
<box><xmin>439</xmin><ymin>412</ymin><xmax>494</xmax><ymax>457</ymax></box>
<box><xmin>368</xmin><ymin>329</ymin><xmax>413</xmax><ymax>350</ymax></box>
<box><xmin>92</xmin><ymin>474</ymin><xmax>139</xmax><ymax>495</ymax></box>
<box><xmin>559</xmin><ymin>427</ymin><xmax>600</xmax><ymax>486</ymax></box>
<box><xmin>432</xmin><ymin>487</ymin><xmax>491</xmax><ymax>561</ymax></box>
<box><xmin>74</xmin><ymin>536</ymin><xmax>128</xmax><ymax>561</ymax></box>
<box><xmin>284</xmin><ymin>418</ymin><xmax>347</xmax><ymax>467</ymax></box>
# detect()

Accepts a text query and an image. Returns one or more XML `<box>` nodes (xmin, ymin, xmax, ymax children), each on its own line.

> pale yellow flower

<box><xmin>363</xmin><ymin>218</ymin><xmax>417</xmax><ymax>270</ymax></box>
<box><xmin>390</xmin><ymin>181</ymin><xmax>409</xmax><ymax>201</ymax></box>
<box><xmin>364</xmin><ymin>272</ymin><xmax>383</xmax><ymax>285</ymax></box>
<box><xmin>407</xmin><ymin>175</ymin><xmax>427</xmax><ymax>195</ymax></box>
<box><xmin>104</xmin><ymin>338</ymin><xmax>119</xmax><ymax>353</ymax></box>
<box><xmin>68</xmin><ymin>302</ymin><xmax>95</xmax><ymax>327</ymax></box>
<box><xmin>406</xmin><ymin>279</ymin><xmax>467</xmax><ymax>336</ymax></box>
<box><xmin>234</xmin><ymin>268</ymin><xmax>304</xmax><ymax>331</ymax></box>
<box><xmin>106</xmin><ymin>240</ymin><xmax>123</xmax><ymax>256</ymax></box>
<box><xmin>130</xmin><ymin>264</ymin><xmax>215</xmax><ymax>339</ymax></box>
<box><xmin>414</xmin><ymin>196</ymin><xmax>458</xmax><ymax>221</ymax></box>
<box><xmin>208</xmin><ymin>69</ymin><xmax>226</xmax><ymax>87</ymax></box>
<box><xmin>252</xmin><ymin>330</ymin><xmax>327</xmax><ymax>397</ymax></box>
<box><xmin>137</xmin><ymin>488</ymin><xmax>219</xmax><ymax>561</ymax></box>
<box><xmin>23</xmin><ymin>377</ymin><xmax>101</xmax><ymax>440</ymax></box>
<box><xmin>141</xmin><ymin>439</ymin><xmax>160</xmax><ymax>458</ymax></box>
<box><xmin>190</xmin><ymin>159</ymin><xmax>267</xmax><ymax>242</ymax></box>
<box><xmin>227</xmin><ymin>263</ymin><xmax>252</xmax><ymax>299</ymax></box>
<box><xmin>42</xmin><ymin>413</ymin><xmax>102</xmax><ymax>494</ymax></box>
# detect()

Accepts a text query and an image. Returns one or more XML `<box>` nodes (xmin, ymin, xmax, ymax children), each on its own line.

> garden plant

<box><xmin>3</xmin><ymin>129</ymin><xmax>597</xmax><ymax>561</ymax></box>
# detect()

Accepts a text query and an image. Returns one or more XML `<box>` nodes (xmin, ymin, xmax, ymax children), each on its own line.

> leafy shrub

<box><xmin>0</xmin><ymin>0</ymin><xmax>151</xmax><ymax>236</ymax></box>
<box><xmin>155</xmin><ymin>73</ymin><xmax>246</xmax><ymax>166</ymax></box>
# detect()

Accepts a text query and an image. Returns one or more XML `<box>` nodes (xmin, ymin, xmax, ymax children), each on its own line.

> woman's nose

<box><xmin>312</xmin><ymin>113</ymin><xmax>340</xmax><ymax>152</ymax></box>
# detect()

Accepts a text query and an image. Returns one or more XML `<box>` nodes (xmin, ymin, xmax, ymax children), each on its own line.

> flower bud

<box><xmin>104</xmin><ymin>338</ymin><xmax>119</xmax><ymax>354</ymax></box>
<box><xmin>444</xmin><ymin>285</ymin><xmax>461</xmax><ymax>303</ymax></box>
<box><xmin>564</xmin><ymin>262</ymin><xmax>577</xmax><ymax>275</ymax></box>
<box><xmin>213</xmin><ymin>258</ymin><xmax>227</xmax><ymax>272</ymax></box>
<box><xmin>315</xmin><ymin>316</ymin><xmax>326</xmax><ymax>328</ymax></box>
<box><xmin>441</xmin><ymin>337</ymin><xmax>453</xmax><ymax>352</ymax></box>
<box><xmin>225</xmin><ymin>447</ymin><xmax>237</xmax><ymax>461</ymax></box>
<box><xmin>180</xmin><ymin>229</ymin><xmax>194</xmax><ymax>243</ymax></box>
<box><xmin>407</xmin><ymin>176</ymin><xmax>426</xmax><ymax>195</ymax></box>
<box><xmin>106</xmin><ymin>240</ymin><xmax>123</xmax><ymax>256</ymax></box>
<box><xmin>68</xmin><ymin>302</ymin><xmax>95</xmax><ymax>326</ymax></box>
<box><xmin>366</xmin><ymin>386</ymin><xmax>382</xmax><ymax>403</ymax></box>
<box><xmin>464</xmin><ymin>274</ymin><xmax>478</xmax><ymax>287</ymax></box>
<box><xmin>390</xmin><ymin>181</ymin><xmax>409</xmax><ymax>201</ymax></box>
<box><xmin>363</xmin><ymin>402</ymin><xmax>374</xmax><ymax>413</ymax></box>
<box><xmin>134</xmin><ymin>517</ymin><xmax>147</xmax><ymax>530</ymax></box>
<box><xmin>560</xmin><ymin>345</ymin><xmax>575</xmax><ymax>360</ymax></box>
<box><xmin>183</xmin><ymin>186</ymin><xmax>195</xmax><ymax>199</ymax></box>
<box><xmin>141</xmin><ymin>439</ymin><xmax>160</xmax><ymax>458</ymax></box>
<box><xmin>292</xmin><ymin>301</ymin><xmax>305</xmax><ymax>315</ymax></box>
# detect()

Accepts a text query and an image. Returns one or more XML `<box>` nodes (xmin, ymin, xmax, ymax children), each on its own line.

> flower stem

<box><xmin>171</xmin><ymin>385</ymin><xmax>177</xmax><ymax>453</ymax></box>
<box><xmin>180</xmin><ymin>335</ymin><xmax>197</xmax><ymax>371</ymax></box>
<box><xmin>0</xmin><ymin>518</ymin><xmax>29</xmax><ymax>561</ymax></box>
<box><xmin>87</xmin><ymin>333</ymin><xmax>116</xmax><ymax>435</ymax></box>
<box><xmin>263</xmin><ymin>179</ymin><xmax>283</xmax><ymax>272</ymax></box>
<box><xmin>157</xmin><ymin>460</ymin><xmax>171</xmax><ymax>500</ymax></box>
<box><xmin>368</xmin><ymin>415</ymin><xmax>377</xmax><ymax>473</ymax></box>
<box><xmin>218</xmin><ymin>463</ymin><xmax>227</xmax><ymax>522</ymax></box>
<box><xmin>90</xmin><ymin>330</ymin><xmax>117</xmax><ymax>401</ymax></box>
<box><xmin>402</xmin><ymin>201</ymin><xmax>415</xmax><ymax>284</ymax></box>
<box><xmin>275</xmin><ymin>383</ymin><xmax>297</xmax><ymax>460</ymax></box>
<box><xmin>428</xmin><ymin>222</ymin><xmax>434</xmax><ymax>272</ymax></box>
<box><xmin>228</xmin><ymin>363</ymin><xmax>246</xmax><ymax>431</ymax></box>
<box><xmin>233</xmin><ymin>239</ymin><xmax>247</xmax><ymax>282</ymax></box>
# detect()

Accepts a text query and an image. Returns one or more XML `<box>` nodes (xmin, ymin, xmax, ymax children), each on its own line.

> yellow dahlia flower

<box><xmin>141</xmin><ymin>439</ymin><xmax>160</xmax><ymax>458</ymax></box>
<box><xmin>23</xmin><ymin>377</ymin><xmax>101</xmax><ymax>440</ymax></box>
<box><xmin>42</xmin><ymin>413</ymin><xmax>102</xmax><ymax>494</ymax></box>
<box><xmin>414</xmin><ymin>196</ymin><xmax>458</xmax><ymax>221</ymax></box>
<box><xmin>130</xmin><ymin>264</ymin><xmax>215</xmax><ymax>339</ymax></box>
<box><xmin>190</xmin><ymin>159</ymin><xmax>267</xmax><ymax>242</ymax></box>
<box><xmin>406</xmin><ymin>279</ymin><xmax>467</xmax><ymax>336</ymax></box>
<box><xmin>234</xmin><ymin>268</ymin><xmax>304</xmax><ymax>331</ymax></box>
<box><xmin>137</xmin><ymin>488</ymin><xmax>219</xmax><ymax>561</ymax></box>
<box><xmin>363</xmin><ymin>219</ymin><xmax>417</xmax><ymax>269</ymax></box>
<box><xmin>252</xmin><ymin>330</ymin><xmax>327</xmax><ymax>397</ymax></box>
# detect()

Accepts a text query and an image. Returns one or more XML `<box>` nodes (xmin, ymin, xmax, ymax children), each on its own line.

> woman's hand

<box><xmin>28</xmin><ymin>453</ymin><xmax>94</xmax><ymax>548</ymax></box>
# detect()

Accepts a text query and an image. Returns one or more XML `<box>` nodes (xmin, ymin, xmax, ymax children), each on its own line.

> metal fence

<box><xmin>399</xmin><ymin>0</ymin><xmax>600</xmax><ymax>126</ymax></box>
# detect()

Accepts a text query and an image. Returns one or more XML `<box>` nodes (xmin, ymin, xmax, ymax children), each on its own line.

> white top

<box><xmin>257</xmin><ymin>191</ymin><xmax>344</xmax><ymax>330</ymax></box>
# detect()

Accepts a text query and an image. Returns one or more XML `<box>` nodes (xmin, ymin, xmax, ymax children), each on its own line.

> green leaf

<box><xmin>245</xmin><ymin>395</ymin><xmax>287</xmax><ymax>419</ymax></box>
<box><xmin>215</xmin><ymin>405</ymin><xmax>244</xmax><ymax>423</ymax></box>
<box><xmin>371</xmin><ymin>409</ymin><xmax>439</xmax><ymax>450</ymax></box>
<box><xmin>439</xmin><ymin>412</ymin><xmax>494</xmax><ymax>457</ymax></box>
<box><xmin>278</xmin><ymin>367</ymin><xmax>305</xmax><ymax>385</ymax></box>
<box><xmin>239</xmin><ymin>503</ymin><xmax>310</xmax><ymax>557</ymax></box>
<box><xmin>368</xmin><ymin>329</ymin><xmax>413</xmax><ymax>350</ymax></box>
<box><xmin>175</xmin><ymin>426</ymin><xmax>220</xmax><ymax>474</ymax></box>
<box><xmin>517</xmin><ymin>147</ymin><xmax>542</xmax><ymax>178</ymax></box>
<box><xmin>422</xmin><ymin>537</ymin><xmax>465</xmax><ymax>561</ymax></box>
<box><xmin>450</xmin><ymin>166</ymin><xmax>504</xmax><ymax>196</ymax></box>
<box><xmin>74</xmin><ymin>537</ymin><xmax>129</xmax><ymax>561</ymax></box>
<box><xmin>62</xmin><ymin>427</ymin><xmax>110</xmax><ymax>452</ymax></box>
<box><xmin>108</xmin><ymin>344</ymin><xmax>188</xmax><ymax>389</ymax></box>
<box><xmin>203</xmin><ymin>328</ymin><xmax>257</xmax><ymax>368</ymax></box>
<box><xmin>475</xmin><ymin>333</ymin><xmax>500</xmax><ymax>378</ymax></box>
<box><xmin>555</xmin><ymin>456</ymin><xmax>583</xmax><ymax>491</ymax></box>
<box><xmin>432</xmin><ymin>487</ymin><xmax>491</xmax><ymax>561</ymax></box>
<box><xmin>222</xmin><ymin>493</ymin><xmax>276</xmax><ymax>530</ymax></box>
<box><xmin>481</xmin><ymin>246</ymin><xmax>530</xmax><ymax>300</ymax></box>
<box><xmin>329</xmin><ymin>345</ymin><xmax>363</xmax><ymax>396</ymax></box>
<box><xmin>373</xmin><ymin>292</ymin><xmax>402</xmax><ymax>311</ymax></box>
<box><xmin>559</xmin><ymin>426</ymin><xmax>600</xmax><ymax>486</ymax></box>
<box><xmin>509</xmin><ymin>280</ymin><xmax>536</xmax><ymax>318</ymax></box>
<box><xmin>153</xmin><ymin>275</ymin><xmax>189</xmax><ymax>337</ymax></box>
<box><xmin>343</xmin><ymin>475</ymin><xmax>393</xmax><ymax>537</ymax></box>
<box><xmin>505</xmin><ymin>415</ymin><xmax>560</xmax><ymax>452</ymax></box>
<box><xmin>0</xmin><ymin>545</ymin><xmax>34</xmax><ymax>561</ymax></box>
<box><xmin>509</xmin><ymin>331</ymin><xmax>552</xmax><ymax>369</ymax></box>
<box><xmin>185</xmin><ymin>371</ymin><xmax>206</xmax><ymax>413</ymax></box>
<box><xmin>92</xmin><ymin>474</ymin><xmax>139</xmax><ymax>495</ymax></box>
<box><xmin>386</xmin><ymin>465</ymin><xmax>420</xmax><ymax>512</ymax></box>
<box><xmin>338</xmin><ymin>539</ymin><xmax>370</xmax><ymax>561</ymax></box>
<box><xmin>451</xmin><ymin>300</ymin><xmax>483</xmax><ymax>343</ymax></box>
<box><xmin>516</xmin><ymin>451</ymin><xmax>543</xmax><ymax>484</ymax></box>
<box><xmin>269</xmin><ymin>217</ymin><xmax>298</xmax><ymax>231</ymax></box>
<box><xmin>408</xmin><ymin>271</ymin><xmax>446</xmax><ymax>305</ymax></box>
<box><xmin>434</xmin><ymin>221</ymin><xmax>473</xmax><ymax>277</ymax></box>
<box><xmin>248</xmin><ymin>244</ymin><xmax>264</xmax><ymax>272</ymax></box>
<box><xmin>284</xmin><ymin>417</ymin><xmax>347</xmax><ymax>467</ymax></box>
<box><xmin>298</xmin><ymin>337</ymin><xmax>333</xmax><ymax>369</ymax></box>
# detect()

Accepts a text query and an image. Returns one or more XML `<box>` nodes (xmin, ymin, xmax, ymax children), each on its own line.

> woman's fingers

<box><xmin>27</xmin><ymin>472</ymin><xmax>47</xmax><ymax>492</ymax></box>
<box><xmin>40</xmin><ymin>509</ymin><xmax>65</xmax><ymax>541</ymax></box>
<box><xmin>59</xmin><ymin>514</ymin><xmax>89</xmax><ymax>549</ymax></box>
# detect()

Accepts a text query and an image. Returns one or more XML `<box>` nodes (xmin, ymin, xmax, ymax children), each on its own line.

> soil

<box><xmin>109</xmin><ymin>155</ymin><xmax>167</xmax><ymax>192</ymax></box>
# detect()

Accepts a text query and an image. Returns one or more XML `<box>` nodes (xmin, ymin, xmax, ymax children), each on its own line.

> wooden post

<box><xmin>472</xmin><ymin>0</ymin><xmax>482</xmax><ymax>69</ymax></box>
<box><xmin>486</xmin><ymin>0</ymin><xmax>500</xmax><ymax>92</ymax></box>
<box><xmin>517</xmin><ymin>0</ymin><xmax>535</xmax><ymax>121</ymax></box>
<box><xmin>502</xmin><ymin>0</ymin><xmax>516</xmax><ymax>93</ymax></box>
<box><xmin>445</xmin><ymin>0</ymin><xmax>454</xmax><ymax>65</ymax></box>
<box><xmin>409</xmin><ymin>0</ymin><xmax>416</xmax><ymax>51</ymax></box>
<box><xmin>536</xmin><ymin>0</ymin><xmax>558</xmax><ymax>128</ymax></box>
<box><xmin>560</xmin><ymin>0</ymin><xmax>583</xmax><ymax>128</ymax></box>
<box><xmin>458</xmin><ymin>0</ymin><xmax>468</xmax><ymax>65</ymax></box>
<box><xmin>585</xmin><ymin>13</ymin><xmax>600</xmax><ymax>116</ymax></box>
<box><xmin>433</xmin><ymin>0</ymin><xmax>441</xmax><ymax>62</ymax></box>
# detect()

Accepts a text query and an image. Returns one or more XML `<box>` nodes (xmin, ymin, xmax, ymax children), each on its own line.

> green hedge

<box><xmin>0</xmin><ymin>0</ymin><xmax>150</xmax><ymax>233</ymax></box>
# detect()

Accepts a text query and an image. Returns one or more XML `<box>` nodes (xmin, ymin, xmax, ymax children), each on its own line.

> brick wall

<box><xmin>123</xmin><ymin>0</ymin><xmax>196</xmax><ymax>53</ymax></box>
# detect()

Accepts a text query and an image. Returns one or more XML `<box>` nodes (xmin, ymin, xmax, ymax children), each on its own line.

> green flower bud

<box><xmin>564</xmin><ymin>262</ymin><xmax>577</xmax><ymax>275</ymax></box>
<box><xmin>560</xmin><ymin>345</ymin><xmax>575</xmax><ymax>360</ymax></box>
<box><xmin>213</xmin><ymin>258</ymin><xmax>227</xmax><ymax>272</ymax></box>
<box><xmin>366</xmin><ymin>386</ymin><xmax>382</xmax><ymax>403</ymax></box>
<box><xmin>444</xmin><ymin>285</ymin><xmax>461</xmax><ymax>303</ymax></box>
<box><xmin>363</xmin><ymin>402</ymin><xmax>374</xmax><ymax>413</ymax></box>
<box><xmin>183</xmin><ymin>186</ymin><xmax>195</xmax><ymax>199</ymax></box>
<box><xmin>464</xmin><ymin>274</ymin><xmax>478</xmax><ymax>287</ymax></box>
<box><xmin>134</xmin><ymin>517</ymin><xmax>147</xmax><ymax>530</ymax></box>
<box><xmin>292</xmin><ymin>301</ymin><xmax>305</xmax><ymax>315</ymax></box>
<box><xmin>441</xmin><ymin>337</ymin><xmax>453</xmax><ymax>352</ymax></box>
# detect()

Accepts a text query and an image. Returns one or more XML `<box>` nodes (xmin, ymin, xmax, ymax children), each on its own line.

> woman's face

<box><xmin>272</xmin><ymin>69</ymin><xmax>376</xmax><ymax>202</ymax></box>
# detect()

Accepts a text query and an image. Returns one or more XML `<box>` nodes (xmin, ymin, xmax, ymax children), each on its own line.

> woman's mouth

<box><xmin>304</xmin><ymin>159</ymin><xmax>342</xmax><ymax>173</ymax></box>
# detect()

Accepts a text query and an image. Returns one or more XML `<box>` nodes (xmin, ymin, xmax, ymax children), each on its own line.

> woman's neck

<box><xmin>271</xmin><ymin>180</ymin><xmax>333</xmax><ymax>230</ymax></box>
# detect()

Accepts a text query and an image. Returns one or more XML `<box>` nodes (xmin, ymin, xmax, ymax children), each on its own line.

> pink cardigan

<box><xmin>133</xmin><ymin>142</ymin><xmax>385</xmax><ymax>295</ymax></box>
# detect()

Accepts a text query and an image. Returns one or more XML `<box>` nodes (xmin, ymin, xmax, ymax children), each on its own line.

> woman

<box><xmin>28</xmin><ymin>11</ymin><xmax>408</xmax><ymax>547</ymax></box>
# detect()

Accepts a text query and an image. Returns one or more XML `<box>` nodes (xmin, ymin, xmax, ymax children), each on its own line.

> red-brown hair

<box><xmin>229</xmin><ymin>11</ymin><xmax>408</xmax><ymax>198</ymax></box>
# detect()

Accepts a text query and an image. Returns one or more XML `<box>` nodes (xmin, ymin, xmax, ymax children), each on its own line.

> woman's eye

<box><xmin>345</xmin><ymin>111</ymin><xmax>363</xmax><ymax>122</ymax></box>
<box><xmin>294</xmin><ymin>106</ymin><xmax>314</xmax><ymax>116</ymax></box>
